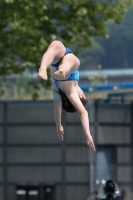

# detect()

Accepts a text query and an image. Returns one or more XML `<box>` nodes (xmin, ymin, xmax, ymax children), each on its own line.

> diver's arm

<box><xmin>66</xmin><ymin>87</ymin><xmax>96</xmax><ymax>151</ymax></box>
<box><xmin>52</xmin><ymin>88</ymin><xmax>64</xmax><ymax>141</ymax></box>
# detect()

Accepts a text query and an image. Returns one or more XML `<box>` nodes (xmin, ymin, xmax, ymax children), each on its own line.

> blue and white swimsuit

<box><xmin>51</xmin><ymin>48</ymin><xmax>79</xmax><ymax>91</ymax></box>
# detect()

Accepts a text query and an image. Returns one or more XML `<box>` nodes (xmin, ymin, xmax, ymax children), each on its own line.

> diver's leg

<box><xmin>54</xmin><ymin>54</ymin><xmax>80</xmax><ymax>79</ymax></box>
<box><xmin>39</xmin><ymin>40</ymin><xmax>66</xmax><ymax>80</ymax></box>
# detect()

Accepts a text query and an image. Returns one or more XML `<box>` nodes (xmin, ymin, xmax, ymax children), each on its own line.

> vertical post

<box><xmin>89</xmin><ymin>163</ymin><xmax>95</xmax><ymax>193</ymax></box>
<box><xmin>89</xmin><ymin>101</ymin><xmax>98</xmax><ymax>192</ymax></box>
<box><xmin>94</xmin><ymin>101</ymin><xmax>98</xmax><ymax>188</ymax></box>
<box><xmin>3</xmin><ymin>102</ymin><xmax>7</xmax><ymax>200</ymax></box>
<box><xmin>130</xmin><ymin>102</ymin><xmax>133</xmax><ymax>193</ymax></box>
<box><xmin>61</xmin><ymin>111</ymin><xmax>66</xmax><ymax>200</ymax></box>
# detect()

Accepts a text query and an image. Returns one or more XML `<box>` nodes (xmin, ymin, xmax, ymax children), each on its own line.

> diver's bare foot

<box><xmin>54</xmin><ymin>69</ymin><xmax>65</xmax><ymax>79</ymax></box>
<box><xmin>38</xmin><ymin>68</ymin><xmax>48</xmax><ymax>80</ymax></box>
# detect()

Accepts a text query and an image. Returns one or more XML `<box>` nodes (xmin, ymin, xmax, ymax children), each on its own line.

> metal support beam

<box><xmin>3</xmin><ymin>102</ymin><xmax>7</xmax><ymax>200</ymax></box>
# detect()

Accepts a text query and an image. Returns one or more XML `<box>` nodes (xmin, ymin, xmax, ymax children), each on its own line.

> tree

<box><xmin>0</xmin><ymin>0</ymin><xmax>132</xmax><ymax>97</ymax></box>
<box><xmin>80</xmin><ymin>7</ymin><xmax>133</xmax><ymax>69</ymax></box>
<box><xmin>101</xmin><ymin>7</ymin><xmax>133</xmax><ymax>68</ymax></box>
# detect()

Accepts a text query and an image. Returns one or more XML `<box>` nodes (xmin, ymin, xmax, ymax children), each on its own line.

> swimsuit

<box><xmin>51</xmin><ymin>47</ymin><xmax>79</xmax><ymax>91</ymax></box>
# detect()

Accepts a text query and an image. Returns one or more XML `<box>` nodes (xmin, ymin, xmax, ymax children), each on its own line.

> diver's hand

<box><xmin>56</xmin><ymin>125</ymin><xmax>64</xmax><ymax>141</ymax></box>
<box><xmin>86</xmin><ymin>134</ymin><xmax>96</xmax><ymax>152</ymax></box>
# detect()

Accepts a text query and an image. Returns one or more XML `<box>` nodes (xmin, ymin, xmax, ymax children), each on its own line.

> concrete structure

<box><xmin>0</xmin><ymin>100</ymin><xmax>133</xmax><ymax>200</ymax></box>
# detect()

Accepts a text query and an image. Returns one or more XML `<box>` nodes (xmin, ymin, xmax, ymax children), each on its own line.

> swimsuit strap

<box><xmin>51</xmin><ymin>60</ymin><xmax>61</xmax><ymax>69</ymax></box>
<box><xmin>51</xmin><ymin>47</ymin><xmax>73</xmax><ymax>70</ymax></box>
<box><xmin>65</xmin><ymin>47</ymin><xmax>73</xmax><ymax>55</ymax></box>
<box><xmin>52</xmin><ymin>77</ymin><xmax>60</xmax><ymax>92</ymax></box>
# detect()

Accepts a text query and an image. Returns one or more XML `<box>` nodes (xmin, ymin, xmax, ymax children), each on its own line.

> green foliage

<box><xmin>103</xmin><ymin>8</ymin><xmax>133</xmax><ymax>68</ymax></box>
<box><xmin>80</xmin><ymin>8</ymin><xmax>133</xmax><ymax>69</ymax></box>
<box><xmin>80</xmin><ymin>38</ymin><xmax>105</xmax><ymax>69</ymax></box>
<box><xmin>0</xmin><ymin>82</ymin><xmax>4</xmax><ymax>97</ymax></box>
<box><xmin>88</xmin><ymin>65</ymin><xmax>108</xmax><ymax>86</ymax></box>
<box><xmin>0</xmin><ymin>72</ymin><xmax>52</xmax><ymax>100</ymax></box>
<box><xmin>0</xmin><ymin>0</ymin><xmax>132</xmax><ymax>98</ymax></box>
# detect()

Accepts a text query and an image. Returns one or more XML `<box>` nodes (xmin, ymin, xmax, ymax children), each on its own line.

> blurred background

<box><xmin>0</xmin><ymin>0</ymin><xmax>133</xmax><ymax>200</ymax></box>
